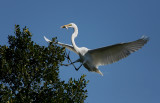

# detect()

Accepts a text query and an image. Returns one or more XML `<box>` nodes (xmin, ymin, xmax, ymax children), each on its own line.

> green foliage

<box><xmin>0</xmin><ymin>25</ymin><xmax>88</xmax><ymax>103</ymax></box>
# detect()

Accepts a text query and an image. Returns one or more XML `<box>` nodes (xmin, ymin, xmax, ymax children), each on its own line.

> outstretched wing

<box><xmin>88</xmin><ymin>36</ymin><xmax>149</xmax><ymax>67</ymax></box>
<box><xmin>44</xmin><ymin>36</ymin><xmax>78</xmax><ymax>54</ymax></box>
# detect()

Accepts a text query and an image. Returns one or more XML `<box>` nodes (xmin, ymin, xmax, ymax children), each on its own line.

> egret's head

<box><xmin>61</xmin><ymin>23</ymin><xmax>77</xmax><ymax>29</ymax></box>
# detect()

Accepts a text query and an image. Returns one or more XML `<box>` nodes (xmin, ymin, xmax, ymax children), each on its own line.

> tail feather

<box><xmin>96</xmin><ymin>69</ymin><xmax>103</xmax><ymax>76</ymax></box>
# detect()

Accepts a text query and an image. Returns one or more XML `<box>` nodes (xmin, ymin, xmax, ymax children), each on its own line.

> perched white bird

<box><xmin>44</xmin><ymin>23</ymin><xmax>149</xmax><ymax>76</ymax></box>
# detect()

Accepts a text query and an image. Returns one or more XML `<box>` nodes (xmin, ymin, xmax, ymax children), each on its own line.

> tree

<box><xmin>0</xmin><ymin>25</ymin><xmax>88</xmax><ymax>103</ymax></box>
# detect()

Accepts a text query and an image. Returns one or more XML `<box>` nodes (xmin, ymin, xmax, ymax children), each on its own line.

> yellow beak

<box><xmin>61</xmin><ymin>25</ymin><xmax>68</xmax><ymax>28</ymax></box>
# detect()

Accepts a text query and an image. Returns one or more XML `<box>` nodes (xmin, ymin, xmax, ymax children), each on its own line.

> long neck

<box><xmin>71</xmin><ymin>26</ymin><xmax>80</xmax><ymax>53</ymax></box>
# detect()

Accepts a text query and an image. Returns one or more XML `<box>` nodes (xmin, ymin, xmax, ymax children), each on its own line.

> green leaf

<box><xmin>0</xmin><ymin>25</ymin><xmax>88</xmax><ymax>103</ymax></box>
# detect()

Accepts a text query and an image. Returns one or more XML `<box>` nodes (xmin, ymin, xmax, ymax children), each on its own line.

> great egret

<box><xmin>44</xmin><ymin>23</ymin><xmax>149</xmax><ymax>76</ymax></box>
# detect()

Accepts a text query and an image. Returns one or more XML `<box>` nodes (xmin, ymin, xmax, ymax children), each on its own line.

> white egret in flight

<box><xmin>44</xmin><ymin>23</ymin><xmax>149</xmax><ymax>76</ymax></box>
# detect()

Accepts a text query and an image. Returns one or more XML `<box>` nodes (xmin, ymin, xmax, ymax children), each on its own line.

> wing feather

<box><xmin>44</xmin><ymin>36</ymin><xmax>78</xmax><ymax>54</ymax></box>
<box><xmin>88</xmin><ymin>36</ymin><xmax>149</xmax><ymax>66</ymax></box>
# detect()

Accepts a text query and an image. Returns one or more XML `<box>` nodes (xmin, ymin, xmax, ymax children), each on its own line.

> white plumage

<box><xmin>44</xmin><ymin>23</ymin><xmax>149</xmax><ymax>76</ymax></box>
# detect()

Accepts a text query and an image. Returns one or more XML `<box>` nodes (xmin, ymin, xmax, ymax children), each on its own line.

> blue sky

<box><xmin>0</xmin><ymin>0</ymin><xmax>160</xmax><ymax>103</ymax></box>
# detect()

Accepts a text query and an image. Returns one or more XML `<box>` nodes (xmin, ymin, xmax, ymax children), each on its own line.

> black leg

<box><xmin>63</xmin><ymin>50</ymin><xmax>84</xmax><ymax>71</ymax></box>
<box><xmin>75</xmin><ymin>63</ymin><xmax>83</xmax><ymax>71</ymax></box>
<box><xmin>63</xmin><ymin>50</ymin><xmax>79</xmax><ymax>70</ymax></box>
